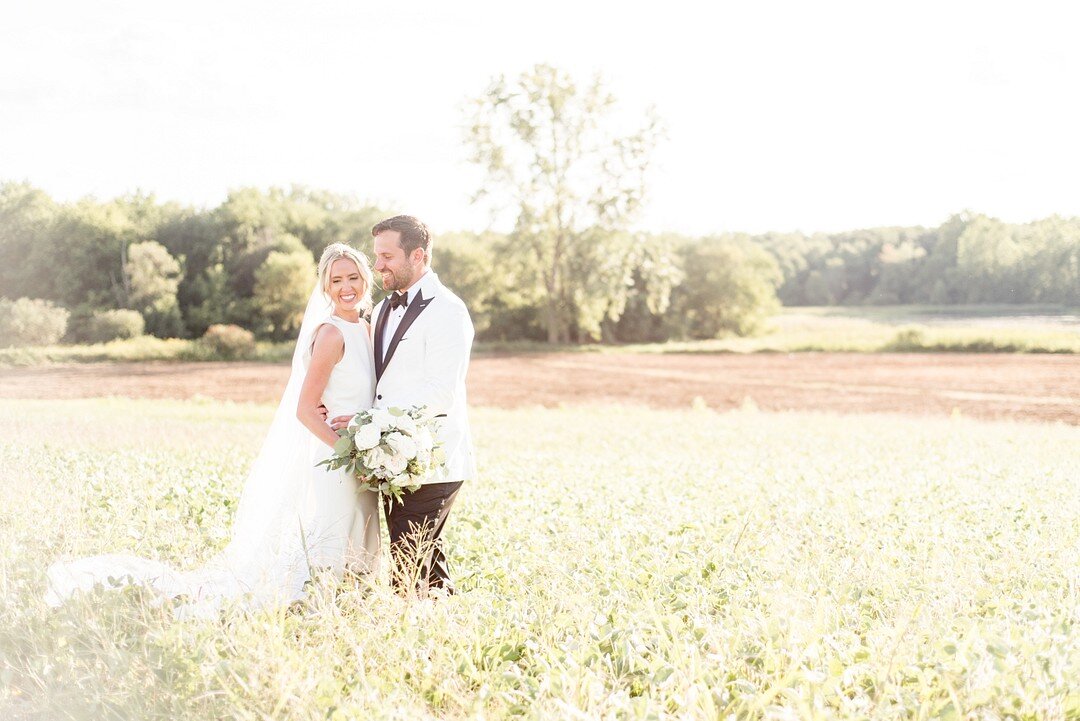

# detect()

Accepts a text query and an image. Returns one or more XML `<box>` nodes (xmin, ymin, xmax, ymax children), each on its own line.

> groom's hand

<box><xmin>330</xmin><ymin>415</ymin><xmax>352</xmax><ymax>431</ymax></box>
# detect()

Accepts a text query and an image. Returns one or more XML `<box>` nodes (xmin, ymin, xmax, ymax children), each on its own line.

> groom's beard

<box><xmin>380</xmin><ymin>266</ymin><xmax>414</xmax><ymax>291</ymax></box>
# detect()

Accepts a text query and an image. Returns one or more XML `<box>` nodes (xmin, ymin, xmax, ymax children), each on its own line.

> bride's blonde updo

<box><xmin>317</xmin><ymin>243</ymin><xmax>374</xmax><ymax>315</ymax></box>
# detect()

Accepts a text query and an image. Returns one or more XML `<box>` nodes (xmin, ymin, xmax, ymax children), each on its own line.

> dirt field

<box><xmin>1</xmin><ymin>353</ymin><xmax>1076</xmax><ymax>424</ymax></box>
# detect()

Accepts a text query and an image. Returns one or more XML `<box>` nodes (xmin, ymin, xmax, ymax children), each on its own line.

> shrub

<box><xmin>0</xmin><ymin>297</ymin><xmax>69</xmax><ymax>347</ymax></box>
<box><xmin>199</xmin><ymin>324</ymin><xmax>255</xmax><ymax>360</ymax></box>
<box><xmin>883</xmin><ymin>325</ymin><xmax>927</xmax><ymax>351</ymax></box>
<box><xmin>69</xmin><ymin>309</ymin><xmax>146</xmax><ymax>344</ymax></box>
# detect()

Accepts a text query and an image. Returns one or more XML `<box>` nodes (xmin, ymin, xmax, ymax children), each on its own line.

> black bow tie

<box><xmin>388</xmin><ymin>292</ymin><xmax>408</xmax><ymax>311</ymax></box>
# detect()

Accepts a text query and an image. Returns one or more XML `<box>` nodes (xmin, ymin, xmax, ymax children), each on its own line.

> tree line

<box><xmin>0</xmin><ymin>182</ymin><xmax>780</xmax><ymax>346</ymax></box>
<box><xmin>754</xmin><ymin>213</ymin><xmax>1079</xmax><ymax>307</ymax></box>
<box><xmin>1</xmin><ymin>180</ymin><xmax>1075</xmax><ymax>350</ymax></box>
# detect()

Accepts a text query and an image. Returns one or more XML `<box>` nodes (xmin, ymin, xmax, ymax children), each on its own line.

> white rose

<box><xmin>385</xmin><ymin>453</ymin><xmax>407</xmax><ymax>475</ymax></box>
<box><xmin>386</xmin><ymin>432</ymin><xmax>417</xmax><ymax>459</ymax></box>
<box><xmin>353</xmin><ymin>423</ymin><xmax>382</xmax><ymax>451</ymax></box>
<box><xmin>392</xmin><ymin>414</ymin><xmax>417</xmax><ymax>435</ymax></box>
<box><xmin>369</xmin><ymin>408</ymin><xmax>394</xmax><ymax>431</ymax></box>
<box><xmin>364</xmin><ymin>446</ymin><xmax>389</xmax><ymax>472</ymax></box>
<box><xmin>390</xmin><ymin>473</ymin><xmax>412</xmax><ymax>488</ymax></box>
<box><xmin>413</xmin><ymin>427</ymin><xmax>434</xmax><ymax>452</ymax></box>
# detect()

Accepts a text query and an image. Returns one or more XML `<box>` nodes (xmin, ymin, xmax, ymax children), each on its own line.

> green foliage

<box><xmin>606</xmin><ymin>234</ymin><xmax>685</xmax><ymax>343</ymax></box>
<box><xmin>0</xmin><ymin>182</ymin><xmax>387</xmax><ymax>344</ymax></box>
<box><xmin>0</xmin><ymin>182</ymin><xmax>58</xmax><ymax>302</ymax></box>
<box><xmin>2</xmin><ymin>399</ymin><xmax>1078</xmax><ymax>718</ymax></box>
<box><xmin>214</xmin><ymin>186</ymin><xmax>382</xmax><ymax>261</ymax></box>
<box><xmin>0</xmin><ymin>297</ymin><xmax>69</xmax><ymax>347</ymax></box>
<box><xmin>184</xmin><ymin>262</ymin><xmax>237</xmax><ymax>337</ymax></box>
<box><xmin>436</xmin><ymin>231</ymin><xmax>547</xmax><ymax>342</ymax></box>
<box><xmin>124</xmin><ymin>240</ymin><xmax>184</xmax><ymax>337</ymax></box>
<box><xmin>198</xmin><ymin>324</ymin><xmax>255</xmax><ymax>360</ymax></box>
<box><xmin>69</xmin><ymin>308</ymin><xmax>146</xmax><ymax>344</ymax></box>
<box><xmin>225</xmin><ymin>230</ymin><xmax>308</xmax><ymax>307</ymax></box>
<box><xmin>197</xmin><ymin>188</ymin><xmax>381</xmax><ymax>337</ymax></box>
<box><xmin>251</xmin><ymin>249</ymin><xmax>316</xmax><ymax>341</ymax></box>
<box><xmin>4</xmin><ymin>178</ymin><xmax>1077</xmax><ymax>348</ymax></box>
<box><xmin>754</xmin><ymin>212</ymin><xmax>1080</xmax><ymax>307</ymax></box>
<box><xmin>881</xmin><ymin>325</ymin><xmax>927</xmax><ymax>351</ymax></box>
<box><xmin>670</xmin><ymin>236</ymin><xmax>782</xmax><ymax>338</ymax></box>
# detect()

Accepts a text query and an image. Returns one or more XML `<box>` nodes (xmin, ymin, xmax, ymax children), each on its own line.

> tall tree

<box><xmin>0</xmin><ymin>182</ymin><xmax>58</xmax><ymax>301</ymax></box>
<box><xmin>466</xmin><ymin>64</ymin><xmax>664</xmax><ymax>343</ymax></box>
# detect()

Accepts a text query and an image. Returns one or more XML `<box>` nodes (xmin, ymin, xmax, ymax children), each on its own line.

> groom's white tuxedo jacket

<box><xmin>370</xmin><ymin>270</ymin><xmax>477</xmax><ymax>484</ymax></box>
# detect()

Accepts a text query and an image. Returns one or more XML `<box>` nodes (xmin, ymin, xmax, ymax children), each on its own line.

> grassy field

<box><xmin>616</xmin><ymin>306</ymin><xmax>1080</xmax><ymax>355</ymax></box>
<box><xmin>754</xmin><ymin>306</ymin><xmax>1080</xmax><ymax>354</ymax></box>
<box><xmin>1</xmin><ymin>306</ymin><xmax>1077</xmax><ymax>367</ymax></box>
<box><xmin>1</xmin><ymin>399</ymin><xmax>1077</xmax><ymax>719</ymax></box>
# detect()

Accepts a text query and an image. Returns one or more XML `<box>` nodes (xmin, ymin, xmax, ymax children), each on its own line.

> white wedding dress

<box><xmin>303</xmin><ymin>314</ymin><xmax>380</xmax><ymax>577</ymax></box>
<box><xmin>44</xmin><ymin>290</ymin><xmax>379</xmax><ymax>618</ymax></box>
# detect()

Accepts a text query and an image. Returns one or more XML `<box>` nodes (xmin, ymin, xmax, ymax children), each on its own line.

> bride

<box><xmin>45</xmin><ymin>243</ymin><xmax>380</xmax><ymax>617</ymax></box>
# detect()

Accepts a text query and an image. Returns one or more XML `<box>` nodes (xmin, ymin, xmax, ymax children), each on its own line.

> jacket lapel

<box><xmin>378</xmin><ymin>289</ymin><xmax>435</xmax><ymax>381</ymax></box>
<box><xmin>373</xmin><ymin>300</ymin><xmax>391</xmax><ymax>381</ymax></box>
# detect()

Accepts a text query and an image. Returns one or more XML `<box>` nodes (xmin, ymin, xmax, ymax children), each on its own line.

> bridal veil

<box><xmin>45</xmin><ymin>285</ymin><xmax>337</xmax><ymax>618</ymax></box>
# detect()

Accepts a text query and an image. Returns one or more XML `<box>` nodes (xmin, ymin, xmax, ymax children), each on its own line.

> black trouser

<box><xmin>382</xmin><ymin>481</ymin><xmax>463</xmax><ymax>595</ymax></box>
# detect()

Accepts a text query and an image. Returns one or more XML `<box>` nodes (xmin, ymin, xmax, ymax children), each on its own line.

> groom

<box><xmin>331</xmin><ymin>215</ymin><xmax>476</xmax><ymax>595</ymax></box>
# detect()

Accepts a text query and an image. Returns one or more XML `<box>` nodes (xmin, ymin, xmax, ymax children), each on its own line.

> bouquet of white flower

<box><xmin>317</xmin><ymin>406</ymin><xmax>445</xmax><ymax>504</ymax></box>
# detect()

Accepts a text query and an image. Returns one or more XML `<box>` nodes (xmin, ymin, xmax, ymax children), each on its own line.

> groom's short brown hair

<box><xmin>372</xmin><ymin>215</ymin><xmax>431</xmax><ymax>261</ymax></box>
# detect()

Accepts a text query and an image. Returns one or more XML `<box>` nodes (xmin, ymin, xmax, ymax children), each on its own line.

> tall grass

<box><xmin>1</xmin><ymin>399</ymin><xmax>1078</xmax><ymax>719</ymax></box>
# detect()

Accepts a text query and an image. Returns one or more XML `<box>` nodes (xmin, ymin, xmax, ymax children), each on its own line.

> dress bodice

<box><xmin>307</xmin><ymin>315</ymin><xmax>376</xmax><ymax>418</ymax></box>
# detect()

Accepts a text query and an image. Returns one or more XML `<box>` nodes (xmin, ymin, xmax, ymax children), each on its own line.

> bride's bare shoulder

<box><xmin>309</xmin><ymin>322</ymin><xmax>345</xmax><ymax>361</ymax></box>
<box><xmin>313</xmin><ymin>321</ymin><xmax>344</xmax><ymax>344</ymax></box>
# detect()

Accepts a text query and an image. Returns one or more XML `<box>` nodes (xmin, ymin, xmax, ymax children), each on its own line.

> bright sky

<box><xmin>2</xmin><ymin>1</ymin><xmax>1078</xmax><ymax>236</ymax></box>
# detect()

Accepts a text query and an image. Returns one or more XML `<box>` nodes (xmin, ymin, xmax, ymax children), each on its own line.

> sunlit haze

<box><xmin>2</xmin><ymin>0</ymin><xmax>1078</xmax><ymax>235</ymax></box>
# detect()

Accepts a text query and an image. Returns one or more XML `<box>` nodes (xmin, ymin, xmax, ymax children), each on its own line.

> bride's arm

<box><xmin>297</xmin><ymin>324</ymin><xmax>345</xmax><ymax>448</ymax></box>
